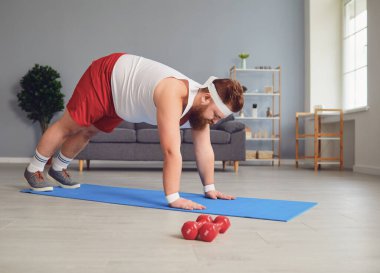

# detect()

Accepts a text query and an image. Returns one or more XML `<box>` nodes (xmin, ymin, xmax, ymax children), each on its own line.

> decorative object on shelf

<box><xmin>242</xmin><ymin>85</ymin><xmax>248</xmax><ymax>93</ymax></box>
<box><xmin>258</xmin><ymin>150</ymin><xmax>274</xmax><ymax>159</ymax></box>
<box><xmin>264</xmin><ymin>86</ymin><xmax>273</xmax><ymax>93</ymax></box>
<box><xmin>239</xmin><ymin>110</ymin><xmax>245</xmax><ymax>117</ymax></box>
<box><xmin>266</xmin><ymin>107</ymin><xmax>273</xmax><ymax>117</ymax></box>
<box><xmin>245</xmin><ymin>127</ymin><xmax>252</xmax><ymax>139</ymax></box>
<box><xmin>238</xmin><ymin>53</ymin><xmax>250</xmax><ymax>69</ymax></box>
<box><xmin>246</xmin><ymin>150</ymin><xmax>257</xmax><ymax>160</ymax></box>
<box><xmin>313</xmin><ymin>104</ymin><xmax>324</xmax><ymax>110</ymax></box>
<box><xmin>252</xmin><ymin>103</ymin><xmax>258</xmax><ymax>118</ymax></box>
<box><xmin>255</xmin><ymin>66</ymin><xmax>272</xmax><ymax>69</ymax></box>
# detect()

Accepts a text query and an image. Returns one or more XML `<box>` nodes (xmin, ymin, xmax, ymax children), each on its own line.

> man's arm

<box><xmin>155</xmin><ymin>78</ymin><xmax>205</xmax><ymax>210</ymax></box>
<box><xmin>192</xmin><ymin>126</ymin><xmax>235</xmax><ymax>200</ymax></box>
<box><xmin>191</xmin><ymin>125</ymin><xmax>215</xmax><ymax>185</ymax></box>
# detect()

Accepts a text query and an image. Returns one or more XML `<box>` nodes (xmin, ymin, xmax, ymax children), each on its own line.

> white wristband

<box><xmin>166</xmin><ymin>192</ymin><xmax>180</xmax><ymax>204</ymax></box>
<box><xmin>204</xmin><ymin>184</ymin><xmax>216</xmax><ymax>193</ymax></box>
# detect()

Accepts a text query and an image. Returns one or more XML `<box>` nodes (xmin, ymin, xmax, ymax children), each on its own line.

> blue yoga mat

<box><xmin>21</xmin><ymin>184</ymin><xmax>317</xmax><ymax>222</ymax></box>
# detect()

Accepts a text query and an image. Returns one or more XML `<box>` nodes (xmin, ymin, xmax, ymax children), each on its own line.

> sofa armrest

<box><xmin>216</xmin><ymin>120</ymin><xmax>245</xmax><ymax>133</ymax></box>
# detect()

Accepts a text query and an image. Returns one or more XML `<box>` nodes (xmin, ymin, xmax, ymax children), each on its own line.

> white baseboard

<box><xmin>0</xmin><ymin>158</ymin><xmax>297</xmax><ymax>166</ymax></box>
<box><xmin>353</xmin><ymin>164</ymin><xmax>380</xmax><ymax>176</ymax></box>
<box><xmin>0</xmin><ymin>157</ymin><xmax>30</xmax><ymax>163</ymax></box>
<box><xmin>1</xmin><ymin>158</ymin><xmax>347</xmax><ymax>171</ymax></box>
<box><xmin>279</xmin><ymin>159</ymin><xmax>295</xmax><ymax>165</ymax></box>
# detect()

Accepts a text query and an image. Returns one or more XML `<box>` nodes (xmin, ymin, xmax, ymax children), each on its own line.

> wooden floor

<box><xmin>1</xmin><ymin>162</ymin><xmax>379</xmax><ymax>273</ymax></box>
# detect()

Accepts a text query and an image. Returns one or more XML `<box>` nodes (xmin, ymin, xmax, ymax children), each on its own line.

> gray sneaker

<box><xmin>24</xmin><ymin>168</ymin><xmax>54</xmax><ymax>192</ymax></box>
<box><xmin>47</xmin><ymin>168</ymin><xmax>80</xmax><ymax>189</ymax></box>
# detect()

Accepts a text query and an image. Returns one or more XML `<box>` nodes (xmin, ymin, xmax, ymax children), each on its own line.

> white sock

<box><xmin>52</xmin><ymin>151</ymin><xmax>73</xmax><ymax>171</ymax></box>
<box><xmin>27</xmin><ymin>149</ymin><xmax>49</xmax><ymax>173</ymax></box>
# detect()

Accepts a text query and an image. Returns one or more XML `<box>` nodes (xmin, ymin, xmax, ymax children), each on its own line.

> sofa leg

<box><xmin>79</xmin><ymin>160</ymin><xmax>84</xmax><ymax>172</ymax></box>
<box><xmin>86</xmin><ymin>160</ymin><xmax>90</xmax><ymax>170</ymax></box>
<box><xmin>233</xmin><ymin>161</ymin><xmax>239</xmax><ymax>173</ymax></box>
<box><xmin>222</xmin><ymin>161</ymin><xmax>227</xmax><ymax>171</ymax></box>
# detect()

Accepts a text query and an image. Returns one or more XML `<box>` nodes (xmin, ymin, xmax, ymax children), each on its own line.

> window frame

<box><xmin>342</xmin><ymin>0</ymin><xmax>368</xmax><ymax>112</ymax></box>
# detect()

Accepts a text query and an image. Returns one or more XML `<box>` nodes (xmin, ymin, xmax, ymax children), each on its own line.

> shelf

<box><xmin>296</xmin><ymin>110</ymin><xmax>343</xmax><ymax>119</ymax></box>
<box><xmin>244</xmin><ymin>92</ymin><xmax>280</xmax><ymax>96</ymax></box>
<box><xmin>295</xmin><ymin>108</ymin><xmax>344</xmax><ymax>171</ymax></box>
<box><xmin>296</xmin><ymin>137</ymin><xmax>341</xmax><ymax>141</ymax></box>
<box><xmin>247</xmin><ymin>137</ymin><xmax>280</xmax><ymax>141</ymax></box>
<box><xmin>236</xmin><ymin>117</ymin><xmax>280</xmax><ymax>120</ymax></box>
<box><xmin>298</xmin><ymin>133</ymin><xmax>340</xmax><ymax>138</ymax></box>
<box><xmin>246</xmin><ymin>158</ymin><xmax>279</xmax><ymax>162</ymax></box>
<box><xmin>230</xmin><ymin>65</ymin><xmax>281</xmax><ymax>167</ymax></box>
<box><xmin>297</xmin><ymin>159</ymin><xmax>341</xmax><ymax>165</ymax></box>
<box><xmin>232</xmin><ymin>68</ymin><xmax>280</xmax><ymax>72</ymax></box>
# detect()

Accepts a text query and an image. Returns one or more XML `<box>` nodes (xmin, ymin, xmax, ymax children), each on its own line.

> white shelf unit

<box><xmin>230</xmin><ymin>65</ymin><xmax>282</xmax><ymax>165</ymax></box>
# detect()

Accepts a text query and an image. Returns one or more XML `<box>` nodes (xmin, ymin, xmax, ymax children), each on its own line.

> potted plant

<box><xmin>17</xmin><ymin>64</ymin><xmax>65</xmax><ymax>134</ymax></box>
<box><xmin>238</xmin><ymin>53</ymin><xmax>250</xmax><ymax>69</ymax></box>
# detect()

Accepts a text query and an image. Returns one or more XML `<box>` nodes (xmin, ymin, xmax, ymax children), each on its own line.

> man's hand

<box><xmin>169</xmin><ymin>198</ymin><xmax>206</xmax><ymax>210</ymax></box>
<box><xmin>205</xmin><ymin>190</ymin><xmax>236</xmax><ymax>200</ymax></box>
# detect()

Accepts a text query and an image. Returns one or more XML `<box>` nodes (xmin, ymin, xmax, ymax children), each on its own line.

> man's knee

<box><xmin>55</xmin><ymin>110</ymin><xmax>83</xmax><ymax>136</ymax></box>
<box><xmin>81</xmin><ymin>127</ymin><xmax>99</xmax><ymax>140</ymax></box>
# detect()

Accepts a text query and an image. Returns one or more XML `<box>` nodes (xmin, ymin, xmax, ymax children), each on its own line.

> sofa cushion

<box><xmin>90</xmin><ymin>128</ymin><xmax>136</xmax><ymax>143</ymax></box>
<box><xmin>137</xmin><ymin>129</ymin><xmax>184</xmax><ymax>143</ymax></box>
<box><xmin>135</xmin><ymin>122</ymin><xmax>157</xmax><ymax>130</ymax></box>
<box><xmin>218</xmin><ymin>120</ymin><xmax>245</xmax><ymax>133</ymax></box>
<box><xmin>137</xmin><ymin>129</ymin><xmax>160</xmax><ymax>143</ymax></box>
<box><xmin>117</xmin><ymin>121</ymin><xmax>135</xmax><ymax>130</ymax></box>
<box><xmin>210</xmin><ymin>114</ymin><xmax>235</xmax><ymax>130</ymax></box>
<box><xmin>183</xmin><ymin>129</ymin><xmax>231</xmax><ymax>144</ymax></box>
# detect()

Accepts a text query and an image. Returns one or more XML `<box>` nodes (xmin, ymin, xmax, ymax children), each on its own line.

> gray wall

<box><xmin>0</xmin><ymin>0</ymin><xmax>305</xmax><ymax>158</ymax></box>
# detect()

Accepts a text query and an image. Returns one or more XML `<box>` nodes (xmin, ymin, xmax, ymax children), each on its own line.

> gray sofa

<box><xmin>75</xmin><ymin>116</ymin><xmax>246</xmax><ymax>172</ymax></box>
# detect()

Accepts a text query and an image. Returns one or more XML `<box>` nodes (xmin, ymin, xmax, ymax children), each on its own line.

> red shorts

<box><xmin>66</xmin><ymin>53</ymin><xmax>126</xmax><ymax>133</ymax></box>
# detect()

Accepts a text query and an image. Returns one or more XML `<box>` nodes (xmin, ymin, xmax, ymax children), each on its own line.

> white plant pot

<box><xmin>241</xmin><ymin>59</ymin><xmax>247</xmax><ymax>69</ymax></box>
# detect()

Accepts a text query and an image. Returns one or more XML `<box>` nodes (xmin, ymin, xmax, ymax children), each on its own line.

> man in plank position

<box><xmin>24</xmin><ymin>53</ymin><xmax>244</xmax><ymax>210</ymax></box>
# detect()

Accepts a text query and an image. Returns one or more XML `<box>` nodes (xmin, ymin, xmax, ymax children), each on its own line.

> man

<box><xmin>24</xmin><ymin>53</ymin><xmax>244</xmax><ymax>210</ymax></box>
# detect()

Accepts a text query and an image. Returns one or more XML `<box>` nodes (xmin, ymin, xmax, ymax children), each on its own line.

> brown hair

<box><xmin>200</xmin><ymin>79</ymin><xmax>244</xmax><ymax>113</ymax></box>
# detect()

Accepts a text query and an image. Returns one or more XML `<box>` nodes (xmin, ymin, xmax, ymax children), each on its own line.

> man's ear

<box><xmin>200</xmin><ymin>93</ymin><xmax>212</xmax><ymax>105</ymax></box>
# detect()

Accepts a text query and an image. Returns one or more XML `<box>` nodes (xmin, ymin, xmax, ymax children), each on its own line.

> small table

<box><xmin>295</xmin><ymin>109</ymin><xmax>344</xmax><ymax>171</ymax></box>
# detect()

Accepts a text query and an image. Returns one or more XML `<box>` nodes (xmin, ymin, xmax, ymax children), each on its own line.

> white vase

<box><xmin>241</xmin><ymin>59</ymin><xmax>247</xmax><ymax>69</ymax></box>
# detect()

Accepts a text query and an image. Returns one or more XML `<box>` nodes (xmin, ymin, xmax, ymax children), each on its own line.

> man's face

<box><xmin>189</xmin><ymin>103</ymin><xmax>225</xmax><ymax>130</ymax></box>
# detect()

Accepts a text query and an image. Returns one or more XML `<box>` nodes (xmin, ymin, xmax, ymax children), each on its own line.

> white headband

<box><xmin>200</xmin><ymin>76</ymin><xmax>233</xmax><ymax>116</ymax></box>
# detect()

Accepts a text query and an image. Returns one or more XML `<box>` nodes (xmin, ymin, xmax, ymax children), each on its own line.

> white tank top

<box><xmin>111</xmin><ymin>54</ymin><xmax>200</xmax><ymax>127</ymax></box>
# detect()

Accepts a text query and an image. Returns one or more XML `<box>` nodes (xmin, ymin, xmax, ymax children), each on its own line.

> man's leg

<box><xmin>47</xmin><ymin>125</ymin><xmax>100</xmax><ymax>189</ymax></box>
<box><xmin>58</xmin><ymin>125</ymin><xmax>100</xmax><ymax>159</ymax></box>
<box><xmin>35</xmin><ymin>109</ymin><xmax>83</xmax><ymax>157</ymax></box>
<box><xmin>25</xmin><ymin>109</ymin><xmax>85</xmax><ymax>191</ymax></box>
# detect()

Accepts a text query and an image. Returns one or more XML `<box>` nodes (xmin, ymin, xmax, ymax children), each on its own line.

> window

<box><xmin>343</xmin><ymin>0</ymin><xmax>367</xmax><ymax>110</ymax></box>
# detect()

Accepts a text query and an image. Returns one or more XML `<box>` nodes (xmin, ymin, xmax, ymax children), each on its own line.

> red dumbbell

<box><xmin>198</xmin><ymin>216</ymin><xmax>231</xmax><ymax>242</ymax></box>
<box><xmin>181</xmin><ymin>215</ymin><xmax>213</xmax><ymax>240</ymax></box>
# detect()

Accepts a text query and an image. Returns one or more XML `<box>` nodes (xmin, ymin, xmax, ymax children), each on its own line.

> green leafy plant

<box><xmin>17</xmin><ymin>64</ymin><xmax>64</xmax><ymax>133</ymax></box>
<box><xmin>238</xmin><ymin>53</ymin><xmax>250</xmax><ymax>59</ymax></box>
